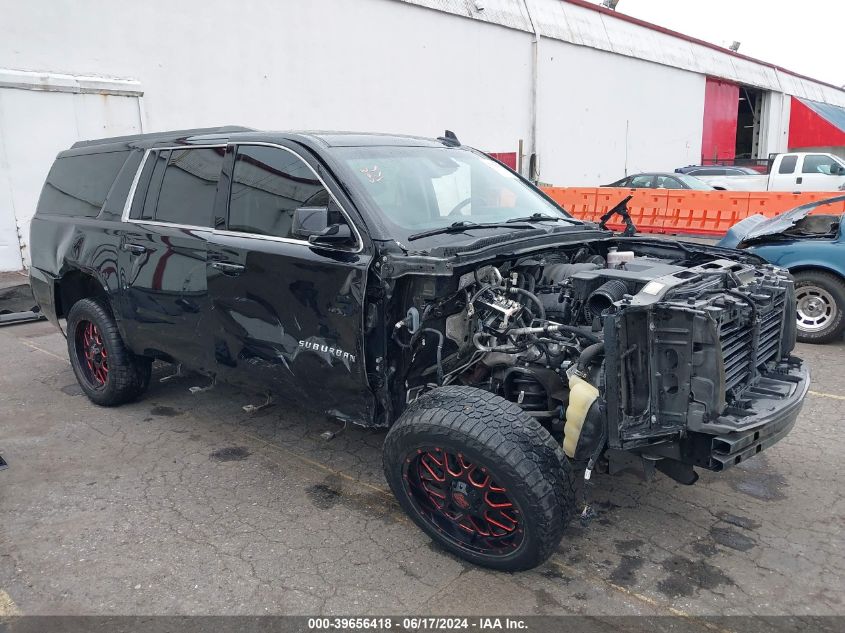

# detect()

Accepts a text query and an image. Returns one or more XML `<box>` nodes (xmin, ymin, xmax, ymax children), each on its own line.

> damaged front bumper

<box><xmin>702</xmin><ymin>359</ymin><xmax>809</xmax><ymax>471</ymax></box>
<box><xmin>618</xmin><ymin>359</ymin><xmax>809</xmax><ymax>479</ymax></box>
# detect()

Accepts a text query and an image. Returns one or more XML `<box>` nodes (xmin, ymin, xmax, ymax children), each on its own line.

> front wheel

<box><xmin>794</xmin><ymin>270</ymin><xmax>845</xmax><ymax>344</ymax></box>
<box><xmin>383</xmin><ymin>386</ymin><xmax>574</xmax><ymax>571</ymax></box>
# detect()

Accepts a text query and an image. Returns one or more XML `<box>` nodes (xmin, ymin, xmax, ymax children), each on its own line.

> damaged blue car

<box><xmin>719</xmin><ymin>195</ymin><xmax>845</xmax><ymax>343</ymax></box>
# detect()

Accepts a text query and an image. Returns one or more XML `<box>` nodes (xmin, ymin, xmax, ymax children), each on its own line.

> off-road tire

<box><xmin>794</xmin><ymin>270</ymin><xmax>845</xmax><ymax>344</ymax></box>
<box><xmin>66</xmin><ymin>298</ymin><xmax>152</xmax><ymax>406</ymax></box>
<box><xmin>383</xmin><ymin>386</ymin><xmax>574</xmax><ymax>571</ymax></box>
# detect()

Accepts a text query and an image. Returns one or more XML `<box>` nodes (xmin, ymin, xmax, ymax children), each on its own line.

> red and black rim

<box><xmin>75</xmin><ymin>320</ymin><xmax>109</xmax><ymax>389</ymax></box>
<box><xmin>403</xmin><ymin>447</ymin><xmax>524</xmax><ymax>557</ymax></box>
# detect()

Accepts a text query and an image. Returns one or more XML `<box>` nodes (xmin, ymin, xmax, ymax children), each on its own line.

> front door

<box><xmin>796</xmin><ymin>154</ymin><xmax>845</xmax><ymax>191</ymax></box>
<box><xmin>117</xmin><ymin>145</ymin><xmax>225</xmax><ymax>372</ymax></box>
<box><xmin>206</xmin><ymin>142</ymin><xmax>374</xmax><ymax>424</ymax></box>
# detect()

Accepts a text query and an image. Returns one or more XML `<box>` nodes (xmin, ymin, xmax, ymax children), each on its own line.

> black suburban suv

<box><xmin>30</xmin><ymin>127</ymin><xmax>809</xmax><ymax>570</ymax></box>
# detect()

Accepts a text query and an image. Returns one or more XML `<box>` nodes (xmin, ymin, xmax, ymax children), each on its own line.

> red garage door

<box><xmin>701</xmin><ymin>78</ymin><xmax>739</xmax><ymax>162</ymax></box>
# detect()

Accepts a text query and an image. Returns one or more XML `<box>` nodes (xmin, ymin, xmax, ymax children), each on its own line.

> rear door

<box><xmin>117</xmin><ymin>145</ymin><xmax>225</xmax><ymax>372</ymax></box>
<box><xmin>205</xmin><ymin>141</ymin><xmax>374</xmax><ymax>424</ymax></box>
<box><xmin>769</xmin><ymin>154</ymin><xmax>800</xmax><ymax>191</ymax></box>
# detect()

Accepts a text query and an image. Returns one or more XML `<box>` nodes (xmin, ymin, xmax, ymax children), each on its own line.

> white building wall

<box><xmin>758</xmin><ymin>91</ymin><xmax>791</xmax><ymax>158</ymax></box>
<box><xmin>0</xmin><ymin>0</ymin><xmax>843</xmax><ymax>270</ymax></box>
<box><xmin>538</xmin><ymin>39</ymin><xmax>705</xmax><ymax>185</ymax></box>
<box><xmin>0</xmin><ymin>74</ymin><xmax>143</xmax><ymax>269</ymax></box>
<box><xmin>0</xmin><ymin>0</ymin><xmax>537</xmax><ymax>270</ymax></box>
<box><xmin>0</xmin><ymin>0</ymin><xmax>533</xmax><ymax>151</ymax></box>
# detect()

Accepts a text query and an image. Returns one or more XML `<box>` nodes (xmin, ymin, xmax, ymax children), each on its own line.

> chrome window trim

<box><xmin>120</xmin><ymin>142</ymin><xmax>363</xmax><ymax>253</ymax></box>
<box><xmin>120</xmin><ymin>148</ymin><xmax>151</xmax><ymax>222</ymax></box>
<box><xmin>221</xmin><ymin>141</ymin><xmax>364</xmax><ymax>253</ymax></box>
<box><xmin>120</xmin><ymin>144</ymin><xmax>227</xmax><ymax>226</ymax></box>
<box><xmin>210</xmin><ymin>228</ymin><xmax>330</xmax><ymax>246</ymax></box>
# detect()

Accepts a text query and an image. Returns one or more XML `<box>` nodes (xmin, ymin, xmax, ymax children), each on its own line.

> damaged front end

<box><xmin>379</xmin><ymin>238</ymin><xmax>808</xmax><ymax>486</ymax></box>
<box><xmin>601</xmin><ymin>257</ymin><xmax>808</xmax><ymax>483</ymax></box>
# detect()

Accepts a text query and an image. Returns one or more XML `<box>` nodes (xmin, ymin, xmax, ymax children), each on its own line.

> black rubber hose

<box><xmin>509</xmin><ymin>287</ymin><xmax>546</xmax><ymax>320</ymax></box>
<box><xmin>547</xmin><ymin>324</ymin><xmax>602</xmax><ymax>344</ymax></box>
<box><xmin>577</xmin><ymin>342</ymin><xmax>606</xmax><ymax>373</ymax></box>
<box><xmin>587</xmin><ymin>279</ymin><xmax>628</xmax><ymax>317</ymax></box>
<box><xmin>421</xmin><ymin>328</ymin><xmax>445</xmax><ymax>386</ymax></box>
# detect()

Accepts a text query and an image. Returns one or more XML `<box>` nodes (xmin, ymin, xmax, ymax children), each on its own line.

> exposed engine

<box><xmin>390</xmin><ymin>242</ymin><xmax>796</xmax><ymax>474</ymax></box>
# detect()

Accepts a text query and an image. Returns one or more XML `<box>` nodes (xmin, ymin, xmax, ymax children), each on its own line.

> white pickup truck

<box><xmin>700</xmin><ymin>152</ymin><xmax>845</xmax><ymax>192</ymax></box>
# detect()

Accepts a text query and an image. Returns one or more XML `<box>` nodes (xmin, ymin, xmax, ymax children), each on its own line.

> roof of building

<box><xmin>396</xmin><ymin>0</ymin><xmax>845</xmax><ymax>107</ymax></box>
<box><xmin>563</xmin><ymin>0</ymin><xmax>842</xmax><ymax>93</ymax></box>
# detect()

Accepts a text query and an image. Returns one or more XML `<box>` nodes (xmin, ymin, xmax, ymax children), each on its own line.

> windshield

<box><xmin>331</xmin><ymin>146</ymin><xmax>573</xmax><ymax>241</ymax></box>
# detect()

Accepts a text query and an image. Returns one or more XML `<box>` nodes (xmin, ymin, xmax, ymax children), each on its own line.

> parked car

<box><xmin>30</xmin><ymin>127</ymin><xmax>808</xmax><ymax>571</ymax></box>
<box><xmin>719</xmin><ymin>195</ymin><xmax>845</xmax><ymax>343</ymax></box>
<box><xmin>602</xmin><ymin>172</ymin><xmax>718</xmax><ymax>190</ymax></box>
<box><xmin>700</xmin><ymin>153</ymin><xmax>845</xmax><ymax>192</ymax></box>
<box><xmin>675</xmin><ymin>165</ymin><xmax>761</xmax><ymax>176</ymax></box>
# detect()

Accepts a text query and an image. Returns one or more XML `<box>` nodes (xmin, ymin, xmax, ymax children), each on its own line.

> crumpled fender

<box><xmin>717</xmin><ymin>215</ymin><xmax>769</xmax><ymax>249</ymax></box>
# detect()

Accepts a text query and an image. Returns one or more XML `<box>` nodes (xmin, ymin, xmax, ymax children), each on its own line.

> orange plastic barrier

<box><xmin>595</xmin><ymin>189</ymin><xmax>670</xmax><ymax>233</ymax></box>
<box><xmin>664</xmin><ymin>191</ymin><xmax>750</xmax><ymax>237</ymax></box>
<box><xmin>747</xmin><ymin>192</ymin><xmax>845</xmax><ymax>217</ymax></box>
<box><xmin>541</xmin><ymin>187</ymin><xmax>845</xmax><ymax>236</ymax></box>
<box><xmin>542</xmin><ymin>187</ymin><xmax>598</xmax><ymax>219</ymax></box>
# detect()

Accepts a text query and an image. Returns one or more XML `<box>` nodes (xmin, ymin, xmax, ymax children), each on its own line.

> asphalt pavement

<box><xmin>0</xmin><ymin>319</ymin><xmax>842</xmax><ymax>618</ymax></box>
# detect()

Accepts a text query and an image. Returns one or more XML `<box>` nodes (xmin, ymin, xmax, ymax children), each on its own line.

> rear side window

<box><xmin>778</xmin><ymin>155</ymin><xmax>798</xmax><ymax>174</ymax></box>
<box><xmin>227</xmin><ymin>145</ymin><xmax>329</xmax><ymax>239</ymax></box>
<box><xmin>37</xmin><ymin>151</ymin><xmax>130</xmax><ymax>217</ymax></box>
<box><xmin>131</xmin><ymin>148</ymin><xmax>224</xmax><ymax>226</ymax></box>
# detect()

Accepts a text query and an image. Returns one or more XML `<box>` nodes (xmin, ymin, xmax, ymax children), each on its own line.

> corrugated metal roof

<box><xmin>797</xmin><ymin>98</ymin><xmax>845</xmax><ymax>133</ymax></box>
<box><xmin>394</xmin><ymin>0</ymin><xmax>845</xmax><ymax>107</ymax></box>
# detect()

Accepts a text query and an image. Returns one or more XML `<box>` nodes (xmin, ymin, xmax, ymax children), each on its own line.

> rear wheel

<box><xmin>383</xmin><ymin>386</ymin><xmax>573</xmax><ymax>571</ymax></box>
<box><xmin>794</xmin><ymin>270</ymin><xmax>845</xmax><ymax>344</ymax></box>
<box><xmin>67</xmin><ymin>298</ymin><xmax>152</xmax><ymax>406</ymax></box>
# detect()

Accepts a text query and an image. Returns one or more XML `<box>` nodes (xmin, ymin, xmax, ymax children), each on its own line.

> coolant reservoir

<box><xmin>563</xmin><ymin>374</ymin><xmax>600</xmax><ymax>458</ymax></box>
<box><xmin>607</xmin><ymin>247</ymin><xmax>635</xmax><ymax>269</ymax></box>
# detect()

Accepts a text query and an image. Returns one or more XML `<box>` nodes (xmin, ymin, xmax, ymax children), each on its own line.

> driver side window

<box><xmin>802</xmin><ymin>154</ymin><xmax>840</xmax><ymax>175</ymax></box>
<box><xmin>629</xmin><ymin>175</ymin><xmax>654</xmax><ymax>188</ymax></box>
<box><xmin>655</xmin><ymin>175</ymin><xmax>684</xmax><ymax>189</ymax></box>
<box><xmin>227</xmin><ymin>145</ymin><xmax>330</xmax><ymax>239</ymax></box>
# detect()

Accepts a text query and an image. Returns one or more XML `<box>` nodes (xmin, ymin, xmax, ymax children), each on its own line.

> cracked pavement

<box><xmin>0</xmin><ymin>320</ymin><xmax>842</xmax><ymax>617</ymax></box>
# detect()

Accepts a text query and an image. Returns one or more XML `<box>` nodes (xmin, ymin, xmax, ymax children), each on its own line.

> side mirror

<box><xmin>308</xmin><ymin>223</ymin><xmax>353</xmax><ymax>245</ymax></box>
<box><xmin>292</xmin><ymin>206</ymin><xmax>329</xmax><ymax>238</ymax></box>
<box><xmin>292</xmin><ymin>202</ymin><xmax>354</xmax><ymax>246</ymax></box>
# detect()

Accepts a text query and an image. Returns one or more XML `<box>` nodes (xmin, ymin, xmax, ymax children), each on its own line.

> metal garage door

<box><xmin>0</xmin><ymin>69</ymin><xmax>144</xmax><ymax>271</ymax></box>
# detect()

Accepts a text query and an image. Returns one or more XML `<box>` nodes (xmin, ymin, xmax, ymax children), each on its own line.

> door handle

<box><xmin>121</xmin><ymin>242</ymin><xmax>149</xmax><ymax>255</ymax></box>
<box><xmin>210</xmin><ymin>261</ymin><xmax>245</xmax><ymax>274</ymax></box>
<box><xmin>796</xmin><ymin>177</ymin><xmax>803</xmax><ymax>184</ymax></box>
